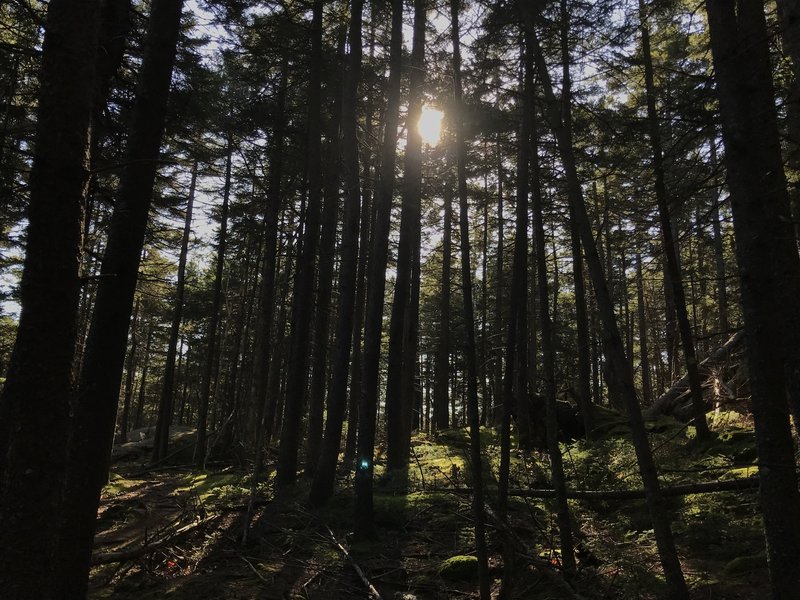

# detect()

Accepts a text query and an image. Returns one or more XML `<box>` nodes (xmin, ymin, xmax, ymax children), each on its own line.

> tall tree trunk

<box><xmin>55</xmin><ymin>0</ymin><xmax>185</xmax><ymax>592</ymax></box>
<box><xmin>559</xmin><ymin>0</ymin><xmax>594</xmax><ymax>436</ymax></box>
<box><xmin>356</xmin><ymin>0</ymin><xmax>403</xmax><ymax>538</ymax></box>
<box><xmin>708</xmin><ymin>139</ymin><xmax>729</xmax><ymax>336</ymax></box>
<box><xmin>639</xmin><ymin>0</ymin><xmax>709</xmax><ymax>442</ymax></box>
<box><xmin>450</xmin><ymin>1</ymin><xmax>489</xmax><ymax>596</ymax></box>
<box><xmin>521</xmin><ymin>6</ymin><xmax>689</xmax><ymax>597</ymax></box>
<box><xmin>277</xmin><ymin>0</ymin><xmax>325</xmax><ymax>486</ymax></box>
<box><xmin>530</xmin><ymin>72</ymin><xmax>577</xmax><ymax>575</ymax></box>
<box><xmin>118</xmin><ymin>298</ymin><xmax>140</xmax><ymax>443</ymax></box>
<box><xmin>0</xmin><ymin>0</ymin><xmax>101</xmax><ymax>592</ymax></box>
<box><xmin>434</xmin><ymin>186</ymin><xmax>453</xmax><ymax>431</ymax></box>
<box><xmin>705</xmin><ymin>2</ymin><xmax>800</xmax><ymax>595</ymax></box>
<box><xmin>153</xmin><ymin>160</ymin><xmax>197</xmax><ymax>461</ymax></box>
<box><xmin>305</xmin><ymin>28</ymin><xmax>346</xmax><ymax>477</ymax></box>
<box><xmin>309</xmin><ymin>0</ymin><xmax>365</xmax><ymax>506</ymax></box>
<box><xmin>386</xmin><ymin>0</ymin><xmax>425</xmax><ymax>471</ymax></box>
<box><xmin>196</xmin><ymin>143</ymin><xmax>232</xmax><ymax>468</ymax></box>
<box><xmin>636</xmin><ymin>253</ymin><xmax>653</xmax><ymax>405</ymax></box>
<box><xmin>134</xmin><ymin>324</ymin><xmax>154</xmax><ymax>430</ymax></box>
<box><xmin>498</xmin><ymin>26</ymin><xmax>535</xmax><ymax>600</ymax></box>
<box><xmin>493</xmin><ymin>136</ymin><xmax>505</xmax><ymax>424</ymax></box>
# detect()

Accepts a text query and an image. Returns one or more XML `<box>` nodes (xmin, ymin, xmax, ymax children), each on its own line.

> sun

<box><xmin>418</xmin><ymin>106</ymin><xmax>444</xmax><ymax>146</ymax></box>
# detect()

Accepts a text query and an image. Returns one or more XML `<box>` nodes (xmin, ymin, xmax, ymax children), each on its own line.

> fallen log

<box><xmin>446</xmin><ymin>476</ymin><xmax>759</xmax><ymax>501</ymax></box>
<box><xmin>645</xmin><ymin>330</ymin><xmax>745</xmax><ymax>420</ymax></box>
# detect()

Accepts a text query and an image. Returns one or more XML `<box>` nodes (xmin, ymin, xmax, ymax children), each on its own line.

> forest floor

<box><xmin>89</xmin><ymin>410</ymin><xmax>771</xmax><ymax>599</ymax></box>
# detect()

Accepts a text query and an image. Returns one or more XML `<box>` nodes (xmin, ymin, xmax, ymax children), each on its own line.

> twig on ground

<box><xmin>323</xmin><ymin>523</ymin><xmax>383</xmax><ymax>600</ymax></box>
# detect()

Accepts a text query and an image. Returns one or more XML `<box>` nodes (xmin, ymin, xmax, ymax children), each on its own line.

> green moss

<box><xmin>103</xmin><ymin>472</ymin><xmax>138</xmax><ymax>496</ymax></box>
<box><xmin>437</xmin><ymin>555</ymin><xmax>478</xmax><ymax>581</ymax></box>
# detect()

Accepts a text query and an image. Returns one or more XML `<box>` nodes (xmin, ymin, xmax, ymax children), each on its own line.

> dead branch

<box><xmin>446</xmin><ymin>476</ymin><xmax>759</xmax><ymax>501</ymax></box>
<box><xmin>324</xmin><ymin>524</ymin><xmax>383</xmax><ymax>600</ymax></box>
<box><xmin>91</xmin><ymin>515</ymin><xmax>218</xmax><ymax>565</ymax></box>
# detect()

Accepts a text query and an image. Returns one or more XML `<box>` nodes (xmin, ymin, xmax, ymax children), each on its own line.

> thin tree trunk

<box><xmin>119</xmin><ymin>298</ymin><xmax>140</xmax><ymax>443</ymax></box>
<box><xmin>530</xmin><ymin>82</ymin><xmax>576</xmax><ymax>575</ymax></box>
<box><xmin>153</xmin><ymin>160</ymin><xmax>197</xmax><ymax>461</ymax></box>
<box><xmin>493</xmin><ymin>136</ymin><xmax>505</xmax><ymax>424</ymax></box>
<box><xmin>134</xmin><ymin>325</ymin><xmax>154</xmax><ymax>431</ymax></box>
<box><xmin>435</xmin><ymin>186</ymin><xmax>453</xmax><ymax>431</ymax></box>
<box><xmin>636</xmin><ymin>253</ymin><xmax>653</xmax><ymax>405</ymax></box>
<box><xmin>708</xmin><ymin>139</ymin><xmax>729</xmax><ymax>336</ymax></box>
<box><xmin>450</xmin><ymin>1</ymin><xmax>489</xmax><ymax>596</ymax></box>
<box><xmin>639</xmin><ymin>0</ymin><xmax>709</xmax><ymax>442</ymax></box>
<box><xmin>305</xmin><ymin>28</ymin><xmax>346</xmax><ymax>477</ymax></box>
<box><xmin>559</xmin><ymin>0</ymin><xmax>594</xmax><ymax>435</ymax></box>
<box><xmin>196</xmin><ymin>142</ymin><xmax>232</xmax><ymax>468</ymax></box>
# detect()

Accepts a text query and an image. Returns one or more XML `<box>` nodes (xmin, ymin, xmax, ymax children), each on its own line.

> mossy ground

<box><xmin>90</xmin><ymin>412</ymin><xmax>772</xmax><ymax>599</ymax></box>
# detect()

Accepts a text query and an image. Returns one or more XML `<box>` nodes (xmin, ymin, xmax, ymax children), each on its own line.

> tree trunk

<box><xmin>305</xmin><ymin>28</ymin><xmax>346</xmax><ymax>478</ymax></box>
<box><xmin>55</xmin><ymin>0</ymin><xmax>185</xmax><ymax>593</ymax></box>
<box><xmin>309</xmin><ymin>0</ymin><xmax>365</xmax><ymax>506</ymax></box>
<box><xmin>356</xmin><ymin>0</ymin><xmax>403</xmax><ymax>538</ymax></box>
<box><xmin>493</xmin><ymin>136</ymin><xmax>505</xmax><ymax>424</ymax></box>
<box><xmin>153</xmin><ymin>160</ymin><xmax>197</xmax><ymax>461</ymax></box>
<box><xmin>196</xmin><ymin>142</ymin><xmax>232</xmax><ymax>468</ymax></box>
<box><xmin>450</xmin><ymin>1</ymin><xmax>490</xmax><ymax>596</ymax></box>
<box><xmin>386</xmin><ymin>0</ymin><xmax>425</xmax><ymax>472</ymax></box>
<box><xmin>636</xmin><ymin>253</ymin><xmax>653</xmax><ymax>405</ymax></box>
<box><xmin>639</xmin><ymin>0</ymin><xmax>709</xmax><ymax>442</ymax></box>
<box><xmin>0</xmin><ymin>0</ymin><xmax>101</xmax><ymax>592</ymax></box>
<box><xmin>276</xmin><ymin>0</ymin><xmax>325</xmax><ymax>486</ymax></box>
<box><xmin>118</xmin><ymin>298</ymin><xmax>141</xmax><ymax>443</ymax></box>
<box><xmin>529</xmin><ymin>43</ymin><xmax>576</xmax><ymax>574</ymax></box>
<box><xmin>435</xmin><ymin>186</ymin><xmax>453</xmax><ymax>431</ymax></box>
<box><xmin>705</xmin><ymin>4</ymin><xmax>800</xmax><ymax>594</ymax></box>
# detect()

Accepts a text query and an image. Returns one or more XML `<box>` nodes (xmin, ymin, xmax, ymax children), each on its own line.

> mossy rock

<box><xmin>724</xmin><ymin>552</ymin><xmax>767</xmax><ymax>575</ymax></box>
<box><xmin>437</xmin><ymin>555</ymin><xmax>478</xmax><ymax>581</ymax></box>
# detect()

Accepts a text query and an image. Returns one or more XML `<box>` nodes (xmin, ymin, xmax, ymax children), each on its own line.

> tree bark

<box><xmin>276</xmin><ymin>0</ymin><xmax>325</xmax><ymax>486</ymax></box>
<box><xmin>309</xmin><ymin>0</ymin><xmax>365</xmax><ymax>506</ymax></box>
<box><xmin>0</xmin><ymin>0</ymin><xmax>101</xmax><ymax>592</ymax></box>
<box><xmin>435</xmin><ymin>186</ymin><xmax>453</xmax><ymax>431</ymax></box>
<box><xmin>153</xmin><ymin>160</ymin><xmax>197</xmax><ymax>461</ymax></box>
<box><xmin>705</xmin><ymin>4</ymin><xmax>800</xmax><ymax>594</ymax></box>
<box><xmin>305</xmin><ymin>28</ymin><xmax>346</xmax><ymax>478</ymax></box>
<box><xmin>196</xmin><ymin>142</ymin><xmax>232</xmax><ymax>468</ymax></box>
<box><xmin>356</xmin><ymin>0</ymin><xmax>403</xmax><ymax>538</ymax></box>
<box><xmin>386</xmin><ymin>0</ymin><xmax>425</xmax><ymax>472</ymax></box>
<box><xmin>530</xmin><ymin>53</ymin><xmax>576</xmax><ymax>574</ymax></box>
<box><xmin>450</xmin><ymin>0</ymin><xmax>490</xmax><ymax>596</ymax></box>
<box><xmin>55</xmin><ymin>0</ymin><xmax>185</xmax><ymax>592</ymax></box>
